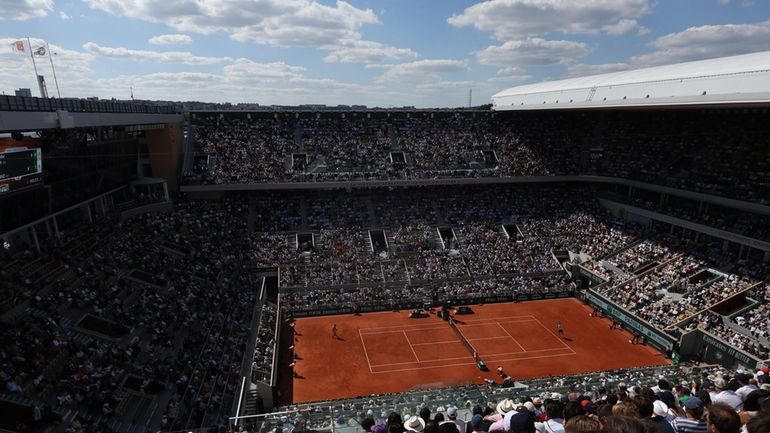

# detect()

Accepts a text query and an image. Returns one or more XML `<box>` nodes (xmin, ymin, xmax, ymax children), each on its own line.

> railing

<box><xmin>0</xmin><ymin>95</ymin><xmax>178</xmax><ymax>114</ymax></box>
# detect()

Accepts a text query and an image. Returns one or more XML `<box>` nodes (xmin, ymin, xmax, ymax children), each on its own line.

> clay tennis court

<box><xmin>280</xmin><ymin>298</ymin><xmax>668</xmax><ymax>404</ymax></box>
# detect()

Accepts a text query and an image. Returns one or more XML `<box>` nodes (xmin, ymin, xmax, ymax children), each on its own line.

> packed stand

<box><xmin>685</xmin><ymin>311</ymin><xmax>769</xmax><ymax>360</ymax></box>
<box><xmin>0</xmin><ymin>200</ymin><xmax>259</xmax><ymax>433</ymax></box>
<box><xmin>189</xmin><ymin>109</ymin><xmax>770</xmax><ymax>206</ymax></box>
<box><xmin>250</xmin><ymin>186</ymin><xmax>644</xmax><ymax>290</ymax></box>
<box><xmin>280</xmin><ymin>274</ymin><xmax>572</xmax><ymax>313</ymax></box>
<box><xmin>267</xmin><ymin>364</ymin><xmax>770</xmax><ymax>433</ymax></box>
<box><xmin>252</xmin><ymin>303</ymin><xmax>278</xmax><ymax>384</ymax></box>
<box><xmin>599</xmin><ymin>242</ymin><xmax>767</xmax><ymax>332</ymax></box>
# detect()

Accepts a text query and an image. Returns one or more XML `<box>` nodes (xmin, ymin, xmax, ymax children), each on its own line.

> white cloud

<box><xmin>81</xmin><ymin>0</ymin><xmax>416</xmax><ymax>65</ymax></box>
<box><xmin>223</xmin><ymin>58</ymin><xmax>306</xmax><ymax>80</ymax></box>
<box><xmin>477</xmin><ymin>38</ymin><xmax>591</xmax><ymax>67</ymax></box>
<box><xmin>0</xmin><ymin>0</ymin><xmax>53</xmax><ymax>20</ymax></box>
<box><xmin>448</xmin><ymin>0</ymin><xmax>651</xmax><ymax>39</ymax></box>
<box><xmin>632</xmin><ymin>19</ymin><xmax>770</xmax><ymax>66</ymax></box>
<box><xmin>149</xmin><ymin>34</ymin><xmax>193</xmax><ymax>45</ymax></box>
<box><xmin>83</xmin><ymin>0</ymin><xmax>379</xmax><ymax>47</ymax></box>
<box><xmin>323</xmin><ymin>39</ymin><xmax>417</xmax><ymax>64</ymax></box>
<box><xmin>566</xmin><ymin>62</ymin><xmax>632</xmax><ymax>77</ymax></box>
<box><xmin>59</xmin><ymin>11</ymin><xmax>71</xmax><ymax>20</ymax></box>
<box><xmin>374</xmin><ymin>59</ymin><xmax>469</xmax><ymax>83</ymax></box>
<box><xmin>487</xmin><ymin>75</ymin><xmax>532</xmax><ymax>84</ymax></box>
<box><xmin>83</xmin><ymin>42</ymin><xmax>231</xmax><ymax>65</ymax></box>
<box><xmin>489</xmin><ymin>66</ymin><xmax>532</xmax><ymax>83</ymax></box>
<box><xmin>563</xmin><ymin>19</ymin><xmax>770</xmax><ymax>80</ymax></box>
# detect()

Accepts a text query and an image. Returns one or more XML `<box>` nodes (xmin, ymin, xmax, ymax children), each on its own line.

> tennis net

<box><xmin>449</xmin><ymin>317</ymin><xmax>479</xmax><ymax>361</ymax></box>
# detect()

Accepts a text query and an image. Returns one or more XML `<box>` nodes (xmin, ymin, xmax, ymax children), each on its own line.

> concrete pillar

<box><xmin>52</xmin><ymin>216</ymin><xmax>60</xmax><ymax>238</ymax></box>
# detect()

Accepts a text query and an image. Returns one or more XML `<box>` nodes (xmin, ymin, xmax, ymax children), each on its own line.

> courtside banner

<box><xmin>586</xmin><ymin>289</ymin><xmax>675</xmax><ymax>351</ymax></box>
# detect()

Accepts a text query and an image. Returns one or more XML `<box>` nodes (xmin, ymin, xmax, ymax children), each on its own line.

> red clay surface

<box><xmin>281</xmin><ymin>299</ymin><xmax>669</xmax><ymax>404</ymax></box>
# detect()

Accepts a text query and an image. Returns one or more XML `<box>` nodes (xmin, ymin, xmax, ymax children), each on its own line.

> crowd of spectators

<box><xmin>733</xmin><ymin>284</ymin><xmax>770</xmax><ymax>342</ymax></box>
<box><xmin>248</xmin><ymin>186</ymin><xmax>643</xmax><ymax>290</ymax></box>
<box><xmin>188</xmin><ymin>109</ymin><xmax>770</xmax><ymax>206</ymax></box>
<box><xmin>281</xmin><ymin>274</ymin><xmax>572</xmax><ymax>313</ymax></box>
<box><xmin>597</xmin><ymin>240</ymin><xmax>767</xmax><ymax>332</ymax></box>
<box><xmin>3</xmin><ymin>177</ymin><xmax>770</xmax><ymax>433</ymax></box>
<box><xmin>189</xmin><ymin>112</ymin><xmax>558</xmax><ymax>185</ymax></box>
<box><xmin>252</xmin><ymin>303</ymin><xmax>277</xmax><ymax>384</ymax></box>
<box><xmin>264</xmin><ymin>365</ymin><xmax>770</xmax><ymax>433</ymax></box>
<box><xmin>1</xmin><ymin>200</ymin><xmax>256</xmax><ymax>433</ymax></box>
<box><xmin>685</xmin><ymin>311</ymin><xmax>769</xmax><ymax>360</ymax></box>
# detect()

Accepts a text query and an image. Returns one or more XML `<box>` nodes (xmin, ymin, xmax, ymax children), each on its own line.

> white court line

<box><xmin>483</xmin><ymin>347</ymin><xmax>575</xmax><ymax>358</ymax></box>
<box><xmin>370</xmin><ymin>351</ymin><xmax>577</xmax><ymax>374</ymax></box>
<box><xmin>359</xmin><ymin>329</ymin><xmax>373</xmax><ymax>373</ymax></box>
<box><xmin>359</xmin><ymin>322</ymin><xmax>449</xmax><ymax>332</ymax></box>
<box><xmin>532</xmin><ymin>317</ymin><xmax>572</xmax><ymax>349</ymax></box>
<box><xmin>360</xmin><ymin>326</ymin><xmax>451</xmax><ymax>336</ymax></box>
<box><xmin>411</xmin><ymin>340</ymin><xmax>459</xmax><ymax>346</ymax></box>
<box><xmin>369</xmin><ymin>346</ymin><xmax>573</xmax><ymax>367</ymax></box>
<box><xmin>465</xmin><ymin>335</ymin><xmax>514</xmax><ymax>342</ymax></box>
<box><xmin>497</xmin><ymin>323</ymin><xmax>526</xmax><ymax>352</ymax></box>
<box><xmin>460</xmin><ymin>320</ymin><xmax>532</xmax><ymax>329</ymax></box>
<box><xmin>404</xmin><ymin>331</ymin><xmax>421</xmax><ymax>363</ymax></box>
<box><xmin>460</xmin><ymin>315</ymin><xmax>535</xmax><ymax>322</ymax></box>
<box><xmin>371</xmin><ymin>354</ymin><xmax>475</xmax><ymax>367</ymax></box>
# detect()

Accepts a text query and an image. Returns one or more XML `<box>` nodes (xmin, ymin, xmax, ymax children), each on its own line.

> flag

<box><xmin>11</xmin><ymin>40</ymin><xmax>27</xmax><ymax>54</ymax></box>
<box><xmin>34</xmin><ymin>46</ymin><xmax>46</xmax><ymax>56</ymax></box>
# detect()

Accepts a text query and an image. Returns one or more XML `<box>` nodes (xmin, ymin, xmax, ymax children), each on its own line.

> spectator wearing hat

<box><xmin>466</xmin><ymin>406</ymin><xmax>484</xmax><ymax>433</ymax></box>
<box><xmin>469</xmin><ymin>415</ymin><xmax>486</xmax><ymax>433</ymax></box>
<box><xmin>487</xmin><ymin>399</ymin><xmax>516</xmax><ymax>432</ymax></box>
<box><xmin>443</xmin><ymin>407</ymin><xmax>465</xmax><ymax>433</ymax></box>
<box><xmin>711</xmin><ymin>379</ymin><xmax>743</xmax><ymax>411</ymax></box>
<box><xmin>653</xmin><ymin>399</ymin><xmax>675</xmax><ymax>423</ymax></box>
<box><xmin>706</xmin><ymin>403</ymin><xmax>740</xmax><ymax>433</ymax></box>
<box><xmin>404</xmin><ymin>416</ymin><xmax>426</xmax><ymax>433</ymax></box>
<box><xmin>671</xmin><ymin>397</ymin><xmax>707</xmax><ymax>433</ymax></box>
<box><xmin>647</xmin><ymin>398</ymin><xmax>676</xmax><ymax>433</ymax></box>
<box><xmin>506</xmin><ymin>412</ymin><xmax>535</xmax><ymax>433</ymax></box>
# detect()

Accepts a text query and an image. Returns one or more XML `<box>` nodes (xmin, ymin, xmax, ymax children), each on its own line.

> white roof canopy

<box><xmin>492</xmin><ymin>51</ymin><xmax>770</xmax><ymax>110</ymax></box>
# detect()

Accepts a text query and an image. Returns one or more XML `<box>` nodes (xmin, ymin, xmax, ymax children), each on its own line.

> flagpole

<box><xmin>45</xmin><ymin>42</ymin><xmax>61</xmax><ymax>98</ymax></box>
<box><xmin>26</xmin><ymin>37</ymin><xmax>42</xmax><ymax>97</ymax></box>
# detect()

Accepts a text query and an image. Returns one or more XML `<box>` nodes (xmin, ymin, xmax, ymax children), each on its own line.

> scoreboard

<box><xmin>0</xmin><ymin>138</ymin><xmax>43</xmax><ymax>194</ymax></box>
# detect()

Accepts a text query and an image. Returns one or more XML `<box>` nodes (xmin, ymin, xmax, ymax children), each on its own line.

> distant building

<box><xmin>14</xmin><ymin>88</ymin><xmax>32</xmax><ymax>97</ymax></box>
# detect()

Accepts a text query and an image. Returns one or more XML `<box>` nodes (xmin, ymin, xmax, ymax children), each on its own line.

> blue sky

<box><xmin>1</xmin><ymin>0</ymin><xmax>770</xmax><ymax>107</ymax></box>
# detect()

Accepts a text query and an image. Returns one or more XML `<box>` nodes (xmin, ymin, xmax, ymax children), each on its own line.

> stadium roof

<box><xmin>491</xmin><ymin>51</ymin><xmax>770</xmax><ymax>110</ymax></box>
